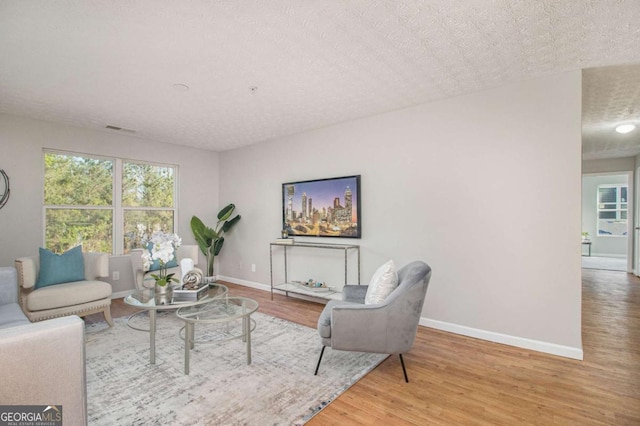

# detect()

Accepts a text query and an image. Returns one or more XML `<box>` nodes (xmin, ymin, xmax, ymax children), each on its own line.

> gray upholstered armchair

<box><xmin>315</xmin><ymin>260</ymin><xmax>432</xmax><ymax>382</ymax></box>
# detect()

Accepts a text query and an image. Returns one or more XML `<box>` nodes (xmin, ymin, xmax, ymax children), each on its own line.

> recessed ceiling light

<box><xmin>172</xmin><ymin>83</ymin><xmax>190</xmax><ymax>92</ymax></box>
<box><xmin>615</xmin><ymin>124</ymin><xmax>636</xmax><ymax>134</ymax></box>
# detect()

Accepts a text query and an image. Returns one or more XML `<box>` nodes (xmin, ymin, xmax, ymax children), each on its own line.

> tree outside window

<box><xmin>44</xmin><ymin>153</ymin><xmax>113</xmax><ymax>253</ymax></box>
<box><xmin>43</xmin><ymin>151</ymin><xmax>177</xmax><ymax>254</ymax></box>
<box><xmin>122</xmin><ymin>162</ymin><xmax>175</xmax><ymax>253</ymax></box>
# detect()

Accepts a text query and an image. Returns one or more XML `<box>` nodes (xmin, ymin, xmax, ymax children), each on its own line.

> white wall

<box><xmin>0</xmin><ymin>114</ymin><xmax>220</xmax><ymax>293</ymax></box>
<box><xmin>582</xmin><ymin>174</ymin><xmax>629</xmax><ymax>257</ymax></box>
<box><xmin>219</xmin><ymin>71</ymin><xmax>584</xmax><ymax>357</ymax></box>
<box><xmin>582</xmin><ymin>157</ymin><xmax>635</xmax><ymax>174</ymax></box>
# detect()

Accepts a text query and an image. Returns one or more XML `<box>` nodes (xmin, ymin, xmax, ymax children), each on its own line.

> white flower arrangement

<box><xmin>141</xmin><ymin>231</ymin><xmax>182</xmax><ymax>286</ymax></box>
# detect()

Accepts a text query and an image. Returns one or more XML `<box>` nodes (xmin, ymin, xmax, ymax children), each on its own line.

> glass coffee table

<box><xmin>176</xmin><ymin>296</ymin><xmax>259</xmax><ymax>375</ymax></box>
<box><xmin>124</xmin><ymin>284</ymin><xmax>229</xmax><ymax>364</ymax></box>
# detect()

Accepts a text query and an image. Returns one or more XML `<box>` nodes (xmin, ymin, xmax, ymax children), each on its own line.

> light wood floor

<box><xmin>89</xmin><ymin>269</ymin><xmax>640</xmax><ymax>425</ymax></box>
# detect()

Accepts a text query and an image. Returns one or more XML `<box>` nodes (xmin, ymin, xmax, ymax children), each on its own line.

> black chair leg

<box><xmin>399</xmin><ymin>353</ymin><xmax>409</xmax><ymax>383</ymax></box>
<box><xmin>314</xmin><ymin>346</ymin><xmax>326</xmax><ymax>376</ymax></box>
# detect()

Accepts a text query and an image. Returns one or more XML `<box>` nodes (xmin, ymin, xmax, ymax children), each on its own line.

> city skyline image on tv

<box><xmin>282</xmin><ymin>175</ymin><xmax>361</xmax><ymax>238</ymax></box>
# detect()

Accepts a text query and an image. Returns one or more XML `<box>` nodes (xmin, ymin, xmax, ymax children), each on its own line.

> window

<box><xmin>597</xmin><ymin>184</ymin><xmax>627</xmax><ymax>237</ymax></box>
<box><xmin>122</xmin><ymin>162</ymin><xmax>175</xmax><ymax>252</ymax></box>
<box><xmin>44</xmin><ymin>153</ymin><xmax>114</xmax><ymax>253</ymax></box>
<box><xmin>44</xmin><ymin>151</ymin><xmax>177</xmax><ymax>254</ymax></box>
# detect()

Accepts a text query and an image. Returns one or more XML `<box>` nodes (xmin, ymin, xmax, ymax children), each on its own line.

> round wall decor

<box><xmin>0</xmin><ymin>169</ymin><xmax>10</xmax><ymax>210</ymax></box>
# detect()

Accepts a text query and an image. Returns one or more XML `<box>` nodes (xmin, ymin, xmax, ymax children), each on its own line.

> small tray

<box><xmin>173</xmin><ymin>282</ymin><xmax>208</xmax><ymax>302</ymax></box>
<box><xmin>291</xmin><ymin>281</ymin><xmax>333</xmax><ymax>292</ymax></box>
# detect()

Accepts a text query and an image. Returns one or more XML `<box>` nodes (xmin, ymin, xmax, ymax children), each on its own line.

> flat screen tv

<box><xmin>282</xmin><ymin>175</ymin><xmax>361</xmax><ymax>238</ymax></box>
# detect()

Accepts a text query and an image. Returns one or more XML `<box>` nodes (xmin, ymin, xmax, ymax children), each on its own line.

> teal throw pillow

<box><xmin>146</xmin><ymin>242</ymin><xmax>178</xmax><ymax>271</ymax></box>
<box><xmin>35</xmin><ymin>245</ymin><xmax>86</xmax><ymax>289</ymax></box>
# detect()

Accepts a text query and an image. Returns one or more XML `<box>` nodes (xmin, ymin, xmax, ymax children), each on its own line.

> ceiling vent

<box><xmin>105</xmin><ymin>125</ymin><xmax>136</xmax><ymax>133</ymax></box>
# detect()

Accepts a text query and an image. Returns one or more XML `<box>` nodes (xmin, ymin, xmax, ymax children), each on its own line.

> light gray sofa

<box><xmin>0</xmin><ymin>267</ymin><xmax>30</xmax><ymax>329</ymax></box>
<box><xmin>0</xmin><ymin>266</ymin><xmax>88</xmax><ymax>425</ymax></box>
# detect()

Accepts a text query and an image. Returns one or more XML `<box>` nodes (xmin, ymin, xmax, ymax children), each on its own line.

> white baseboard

<box><xmin>220</xmin><ymin>276</ymin><xmax>584</xmax><ymax>360</ymax></box>
<box><xmin>420</xmin><ymin>318</ymin><xmax>584</xmax><ymax>360</ymax></box>
<box><xmin>217</xmin><ymin>275</ymin><xmax>270</xmax><ymax>292</ymax></box>
<box><xmin>111</xmin><ymin>290</ymin><xmax>131</xmax><ymax>299</ymax></box>
<box><xmin>591</xmin><ymin>253</ymin><xmax>626</xmax><ymax>259</ymax></box>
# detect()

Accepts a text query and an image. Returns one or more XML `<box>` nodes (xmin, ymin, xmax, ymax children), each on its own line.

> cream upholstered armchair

<box><xmin>130</xmin><ymin>245</ymin><xmax>199</xmax><ymax>290</ymax></box>
<box><xmin>315</xmin><ymin>260</ymin><xmax>432</xmax><ymax>382</ymax></box>
<box><xmin>15</xmin><ymin>251</ymin><xmax>113</xmax><ymax>326</ymax></box>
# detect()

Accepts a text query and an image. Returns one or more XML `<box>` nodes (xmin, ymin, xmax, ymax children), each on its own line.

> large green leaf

<box><xmin>201</xmin><ymin>226</ymin><xmax>216</xmax><ymax>242</ymax></box>
<box><xmin>213</xmin><ymin>237</ymin><xmax>225</xmax><ymax>256</ymax></box>
<box><xmin>217</xmin><ymin>203</ymin><xmax>235</xmax><ymax>221</ymax></box>
<box><xmin>191</xmin><ymin>215</ymin><xmax>213</xmax><ymax>255</ymax></box>
<box><xmin>221</xmin><ymin>214</ymin><xmax>241</xmax><ymax>233</ymax></box>
<box><xmin>191</xmin><ymin>215</ymin><xmax>206</xmax><ymax>236</ymax></box>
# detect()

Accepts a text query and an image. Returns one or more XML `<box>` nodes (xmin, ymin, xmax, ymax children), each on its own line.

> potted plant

<box><xmin>140</xmin><ymin>231</ymin><xmax>182</xmax><ymax>304</ymax></box>
<box><xmin>191</xmin><ymin>203</ymin><xmax>241</xmax><ymax>281</ymax></box>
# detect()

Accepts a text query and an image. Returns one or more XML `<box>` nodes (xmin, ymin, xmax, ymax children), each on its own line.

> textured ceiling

<box><xmin>1</xmin><ymin>1</ymin><xmax>640</xmax><ymax>156</ymax></box>
<box><xmin>582</xmin><ymin>64</ymin><xmax>640</xmax><ymax>160</ymax></box>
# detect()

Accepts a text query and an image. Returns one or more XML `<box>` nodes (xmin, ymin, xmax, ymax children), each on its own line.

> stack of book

<box><xmin>172</xmin><ymin>282</ymin><xmax>208</xmax><ymax>303</ymax></box>
<box><xmin>275</xmin><ymin>238</ymin><xmax>294</xmax><ymax>245</ymax></box>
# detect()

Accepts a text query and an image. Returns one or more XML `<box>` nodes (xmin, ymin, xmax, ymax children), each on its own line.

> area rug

<box><xmin>84</xmin><ymin>311</ymin><xmax>387</xmax><ymax>425</ymax></box>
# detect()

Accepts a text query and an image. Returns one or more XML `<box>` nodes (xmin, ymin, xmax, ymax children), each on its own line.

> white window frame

<box><xmin>119</xmin><ymin>158</ymin><xmax>179</xmax><ymax>254</ymax></box>
<box><xmin>596</xmin><ymin>183</ymin><xmax>627</xmax><ymax>238</ymax></box>
<box><xmin>43</xmin><ymin>149</ymin><xmax>178</xmax><ymax>255</ymax></box>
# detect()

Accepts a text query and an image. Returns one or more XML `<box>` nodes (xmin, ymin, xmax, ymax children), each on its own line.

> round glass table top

<box><xmin>176</xmin><ymin>296</ymin><xmax>259</xmax><ymax>324</ymax></box>
<box><xmin>124</xmin><ymin>283</ymin><xmax>229</xmax><ymax>310</ymax></box>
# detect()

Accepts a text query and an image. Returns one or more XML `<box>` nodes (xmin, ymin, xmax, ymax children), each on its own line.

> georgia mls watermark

<box><xmin>0</xmin><ymin>405</ymin><xmax>62</xmax><ymax>426</ymax></box>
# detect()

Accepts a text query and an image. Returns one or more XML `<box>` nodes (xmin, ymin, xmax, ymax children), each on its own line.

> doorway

<box><xmin>581</xmin><ymin>172</ymin><xmax>633</xmax><ymax>272</ymax></box>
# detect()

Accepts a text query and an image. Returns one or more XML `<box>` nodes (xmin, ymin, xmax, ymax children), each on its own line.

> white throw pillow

<box><xmin>364</xmin><ymin>260</ymin><xmax>398</xmax><ymax>305</ymax></box>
